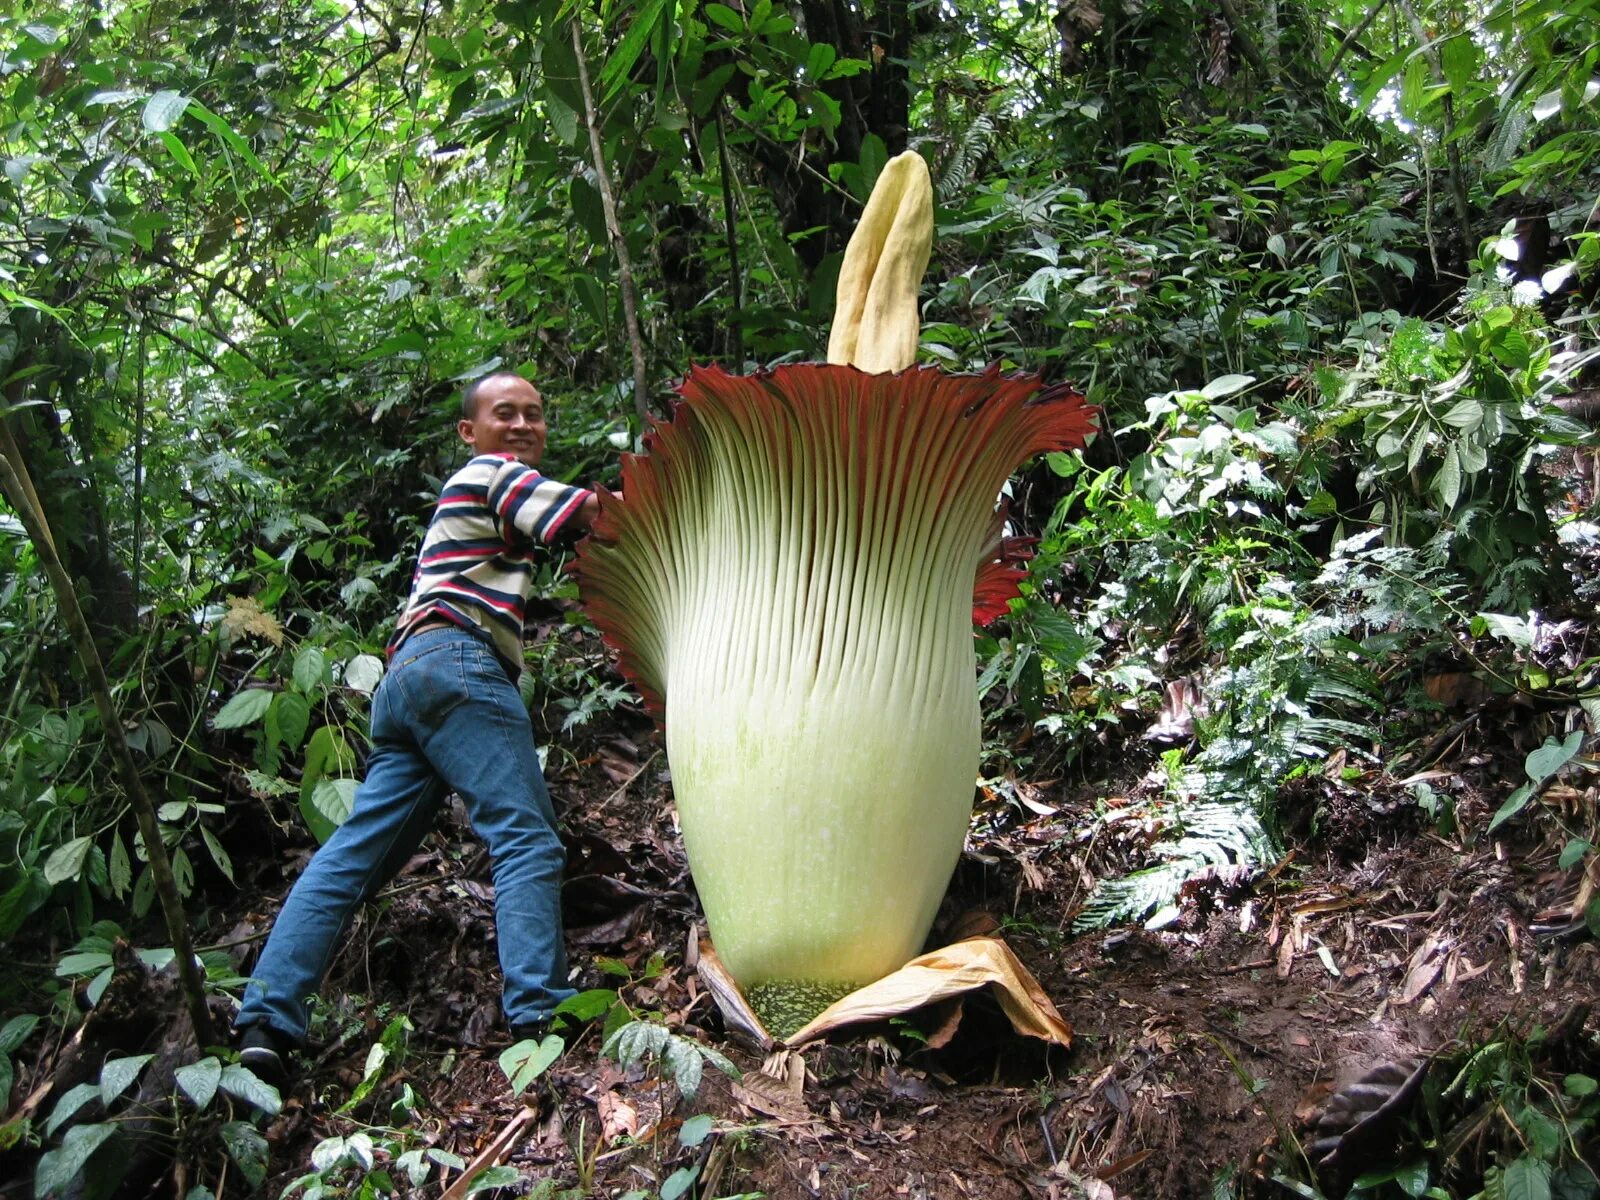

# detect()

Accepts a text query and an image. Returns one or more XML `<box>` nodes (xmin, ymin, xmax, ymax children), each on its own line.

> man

<box><xmin>235</xmin><ymin>372</ymin><xmax>601</xmax><ymax>1085</ymax></box>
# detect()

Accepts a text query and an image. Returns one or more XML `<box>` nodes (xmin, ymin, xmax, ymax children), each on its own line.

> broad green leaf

<box><xmin>100</xmin><ymin>1054</ymin><xmax>154</xmax><ymax>1106</ymax></box>
<box><xmin>1565</xmin><ymin>1073</ymin><xmax>1598</xmax><ymax>1096</ymax></box>
<box><xmin>0</xmin><ymin>1013</ymin><xmax>39</xmax><ymax>1055</ymax></box>
<box><xmin>142</xmin><ymin>90</ymin><xmax>191</xmax><ymax>133</ymax></box>
<box><xmin>46</xmin><ymin>1082</ymin><xmax>102</xmax><ymax>1137</ymax></box>
<box><xmin>1502</xmin><ymin>1155</ymin><xmax>1552</xmax><ymax>1200</ymax></box>
<box><xmin>464</xmin><ymin>1166</ymin><xmax>521</xmax><ymax>1194</ymax></box>
<box><xmin>1400</xmin><ymin>57</ymin><xmax>1429</xmax><ymax>119</ymax></box>
<box><xmin>661</xmin><ymin>1165</ymin><xmax>700</xmax><ymax>1200</ymax></box>
<box><xmin>704</xmin><ymin>3</ymin><xmax>745</xmax><ymax>31</ymax></box>
<box><xmin>554</xmin><ymin>988</ymin><xmax>618</xmax><ymax>1024</ymax></box>
<box><xmin>679</xmin><ymin>1113</ymin><xmax>714</xmax><ymax>1147</ymax></box>
<box><xmin>271</xmin><ymin>691</ymin><xmax>311</xmax><ymax>751</ymax></box>
<box><xmin>663</xmin><ymin>1036</ymin><xmax>702</xmax><ymax>1099</ymax></box>
<box><xmin>43</xmin><ymin>836</ymin><xmax>92</xmax><ymax>885</ymax></box>
<box><xmin>1440</xmin><ymin>398</ymin><xmax>1484</xmax><ymax>428</ymax></box>
<box><xmin>1488</xmin><ymin>783</ymin><xmax>1534</xmax><ymax>833</ymax></box>
<box><xmin>1559</xmin><ymin>839</ymin><xmax>1591</xmax><ymax>869</ymax></box>
<box><xmin>498</xmin><ymin>1034</ymin><xmax>563</xmax><ymax>1095</ymax></box>
<box><xmin>34</xmin><ymin>1122</ymin><xmax>118</xmax><ymax>1196</ymax></box>
<box><xmin>23</xmin><ymin>23</ymin><xmax>64</xmax><ymax>44</ymax></box>
<box><xmin>305</xmin><ymin>779</ymin><xmax>357</xmax><ymax>842</ymax></box>
<box><xmin>1200</xmin><ymin>373</ymin><xmax>1254</xmax><ymax>400</ymax></box>
<box><xmin>292</xmin><ymin>646</ymin><xmax>326</xmax><ymax>694</ymax></box>
<box><xmin>176</xmin><ymin>1057</ymin><xmax>223</xmax><ymax>1108</ymax></box>
<box><xmin>85</xmin><ymin>89</ymin><xmax>143</xmax><ymax>106</ymax></box>
<box><xmin>1396</xmin><ymin>1159</ymin><xmax>1430</xmax><ymax>1197</ymax></box>
<box><xmin>342</xmin><ymin>654</ymin><xmax>384</xmax><ymax>694</ymax></box>
<box><xmin>213</xmin><ymin>689</ymin><xmax>273</xmax><ymax>729</ymax></box>
<box><xmin>1526</xmin><ymin>730</ymin><xmax>1583</xmax><ymax>784</ymax></box>
<box><xmin>219</xmin><ymin>1063</ymin><xmax>281</xmax><ymax>1115</ymax></box>
<box><xmin>56</xmin><ymin>950</ymin><xmax>112</xmax><ymax>977</ymax></box>
<box><xmin>219</xmin><ymin>1121</ymin><xmax>269</xmax><ymax>1186</ymax></box>
<box><xmin>598</xmin><ymin>0</ymin><xmax>671</xmax><ymax>101</ymax></box>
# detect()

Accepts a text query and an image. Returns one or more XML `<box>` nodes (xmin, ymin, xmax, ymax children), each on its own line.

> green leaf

<box><xmin>219</xmin><ymin>1121</ymin><xmax>269</xmax><ymax>1187</ymax></box>
<box><xmin>1564</xmin><ymin>1073</ymin><xmax>1598</xmax><ymax>1097</ymax></box>
<box><xmin>188</xmin><ymin>104</ymin><xmax>274</xmax><ymax>183</ymax></box>
<box><xmin>56</xmin><ymin>950</ymin><xmax>112</xmax><ymax>977</ymax></box>
<box><xmin>498</xmin><ymin>1034</ymin><xmax>563</xmax><ymax>1095</ymax></box>
<box><xmin>0</xmin><ymin>1013</ymin><xmax>39</xmax><ymax>1055</ymax></box>
<box><xmin>343</xmin><ymin>654</ymin><xmax>384</xmax><ymax>695</ymax></box>
<box><xmin>464</xmin><ymin>1166</ymin><xmax>521</xmax><ymax>1194</ymax></box>
<box><xmin>271</xmin><ymin>691</ymin><xmax>311</xmax><ymax>751</ymax></box>
<box><xmin>704</xmin><ymin>3</ymin><xmax>745</xmax><ymax>31</ymax></box>
<box><xmin>598</xmin><ymin>0</ymin><xmax>671</xmax><ymax>101</ymax></box>
<box><xmin>156</xmin><ymin>130</ymin><xmax>199</xmax><ymax>177</ymax></box>
<box><xmin>176</xmin><ymin>1057</ymin><xmax>223</xmax><ymax>1109</ymax></box>
<box><xmin>100</xmin><ymin>1054</ymin><xmax>154</xmax><ymax>1106</ymax></box>
<box><xmin>1397</xmin><ymin>1160</ymin><xmax>1430</xmax><ymax>1196</ymax></box>
<box><xmin>1440</xmin><ymin>398</ymin><xmax>1484</xmax><ymax>429</ymax></box>
<box><xmin>1488</xmin><ymin>783</ymin><xmax>1534</xmax><ymax>833</ymax></box>
<box><xmin>43</xmin><ymin>836</ymin><xmax>93</xmax><ymax>885</ymax></box>
<box><xmin>108</xmin><ymin>831</ymin><xmax>131</xmax><ymax>899</ymax></box>
<box><xmin>663</xmin><ymin>1036</ymin><xmax>703</xmax><ymax>1100</ymax></box>
<box><xmin>679</xmin><ymin>1113</ymin><xmax>714</xmax><ymax>1147</ymax></box>
<box><xmin>304</xmin><ymin>779</ymin><xmax>357</xmax><ymax>843</ymax></box>
<box><xmin>1434</xmin><ymin>444</ymin><xmax>1461</xmax><ymax>510</ymax></box>
<box><xmin>1200</xmin><ymin>374</ymin><xmax>1255</xmax><ymax>400</ymax></box>
<box><xmin>554</xmin><ymin>988</ymin><xmax>618</xmax><ymax>1024</ymax></box>
<box><xmin>292</xmin><ymin>646</ymin><xmax>327</xmax><ymax>694</ymax></box>
<box><xmin>34</xmin><ymin>1122</ymin><xmax>118</xmax><ymax>1197</ymax></box>
<box><xmin>200</xmin><ymin>825</ymin><xmax>235</xmax><ymax>884</ymax></box>
<box><xmin>142</xmin><ymin>90</ymin><xmax>191</xmax><ymax>133</ymax></box>
<box><xmin>219</xmin><ymin>1063</ymin><xmax>281</xmax><ymax>1115</ymax></box>
<box><xmin>46</xmin><ymin>1082</ymin><xmax>102</xmax><ymax>1137</ymax></box>
<box><xmin>1503</xmin><ymin>1155</ymin><xmax>1553</xmax><ymax>1200</ymax></box>
<box><xmin>1526</xmin><ymin>731</ymin><xmax>1583</xmax><ymax>785</ymax></box>
<box><xmin>569</xmin><ymin>176</ymin><xmax>609</xmax><ymax>245</ymax></box>
<box><xmin>1400</xmin><ymin>57</ymin><xmax>1430</xmax><ymax>119</ymax></box>
<box><xmin>1559</xmin><ymin>839</ymin><xmax>1591</xmax><ymax>869</ymax></box>
<box><xmin>661</xmin><ymin>1165</ymin><xmax>700</xmax><ymax>1200</ymax></box>
<box><xmin>213</xmin><ymin>688</ymin><xmax>273</xmax><ymax>729</ymax></box>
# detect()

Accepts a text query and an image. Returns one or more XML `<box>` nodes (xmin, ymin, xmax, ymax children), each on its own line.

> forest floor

<box><xmin>7</xmin><ymin>623</ymin><xmax>1599</xmax><ymax>1200</ymax></box>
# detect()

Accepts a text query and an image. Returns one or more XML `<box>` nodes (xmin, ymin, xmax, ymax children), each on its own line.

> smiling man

<box><xmin>234</xmin><ymin>371</ymin><xmax>600</xmax><ymax>1086</ymax></box>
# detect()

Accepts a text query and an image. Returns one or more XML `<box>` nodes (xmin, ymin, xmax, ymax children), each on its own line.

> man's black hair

<box><xmin>461</xmin><ymin>371</ymin><xmax>530</xmax><ymax>419</ymax></box>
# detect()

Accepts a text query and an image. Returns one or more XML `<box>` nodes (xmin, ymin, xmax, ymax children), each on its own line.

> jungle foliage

<box><xmin>1</xmin><ymin>0</ymin><xmax>1599</xmax><ymax>1193</ymax></box>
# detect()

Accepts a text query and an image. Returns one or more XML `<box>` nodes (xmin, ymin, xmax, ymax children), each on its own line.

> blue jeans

<box><xmin>237</xmin><ymin>626</ymin><xmax>574</xmax><ymax>1040</ymax></box>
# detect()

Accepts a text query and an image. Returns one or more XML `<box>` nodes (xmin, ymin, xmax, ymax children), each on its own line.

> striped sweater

<box><xmin>387</xmin><ymin>453</ymin><xmax>592</xmax><ymax>672</ymax></box>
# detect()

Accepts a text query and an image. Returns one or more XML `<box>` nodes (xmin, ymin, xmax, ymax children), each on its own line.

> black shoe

<box><xmin>238</xmin><ymin>1024</ymin><xmax>292</xmax><ymax>1089</ymax></box>
<box><xmin>508</xmin><ymin>1019</ymin><xmax>553</xmax><ymax>1043</ymax></box>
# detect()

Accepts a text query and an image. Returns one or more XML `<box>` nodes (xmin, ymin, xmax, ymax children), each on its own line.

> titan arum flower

<box><xmin>576</xmin><ymin>153</ymin><xmax>1096</xmax><ymax>1036</ymax></box>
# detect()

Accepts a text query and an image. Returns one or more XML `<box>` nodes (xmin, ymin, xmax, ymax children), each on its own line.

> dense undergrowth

<box><xmin>2</xmin><ymin>0</ymin><xmax>1600</xmax><ymax>1195</ymax></box>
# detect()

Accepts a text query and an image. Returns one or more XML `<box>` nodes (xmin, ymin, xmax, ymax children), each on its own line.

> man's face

<box><xmin>459</xmin><ymin>376</ymin><xmax>548</xmax><ymax>467</ymax></box>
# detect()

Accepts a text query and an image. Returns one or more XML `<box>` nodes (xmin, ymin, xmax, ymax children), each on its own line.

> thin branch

<box><xmin>144</xmin><ymin>322</ymin><xmax>223</xmax><ymax>372</ymax></box>
<box><xmin>572</xmin><ymin>17</ymin><xmax>650</xmax><ymax>423</ymax></box>
<box><xmin>146</xmin><ymin>307</ymin><xmax>266</xmax><ymax>374</ymax></box>
<box><xmin>1329</xmin><ymin>0</ymin><xmax>1386</xmax><ymax>73</ymax></box>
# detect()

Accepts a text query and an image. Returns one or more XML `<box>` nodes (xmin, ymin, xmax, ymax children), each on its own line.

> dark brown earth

<box><xmin>4</xmin><ymin>631</ymin><xmax>1597</xmax><ymax>1200</ymax></box>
